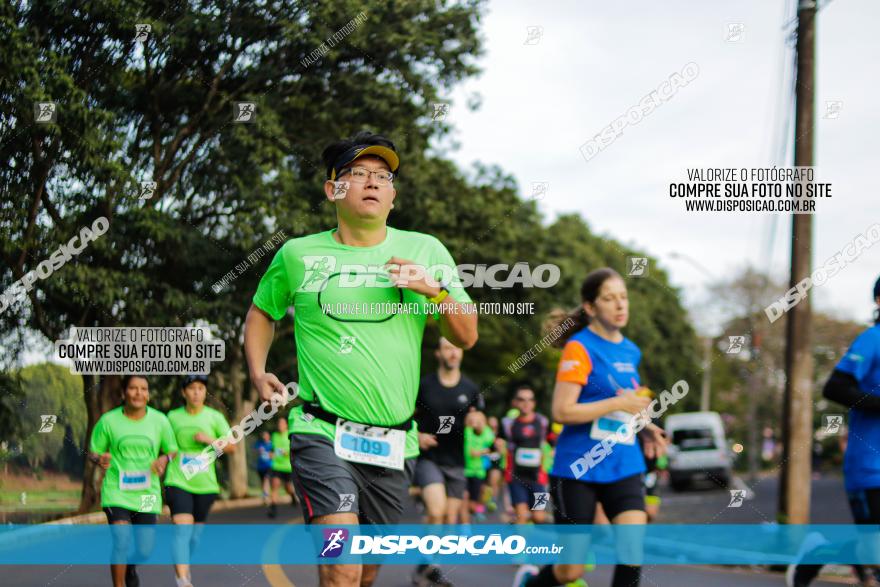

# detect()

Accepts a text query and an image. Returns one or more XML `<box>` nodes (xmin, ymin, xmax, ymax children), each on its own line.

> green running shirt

<box><xmin>164</xmin><ymin>406</ymin><xmax>231</xmax><ymax>495</ymax></box>
<box><xmin>464</xmin><ymin>426</ymin><xmax>496</xmax><ymax>479</ymax></box>
<box><xmin>252</xmin><ymin>227</ymin><xmax>472</xmax><ymax>459</ymax></box>
<box><xmin>271</xmin><ymin>431</ymin><xmax>292</xmax><ymax>473</ymax></box>
<box><xmin>89</xmin><ymin>406</ymin><xmax>178</xmax><ymax>513</ymax></box>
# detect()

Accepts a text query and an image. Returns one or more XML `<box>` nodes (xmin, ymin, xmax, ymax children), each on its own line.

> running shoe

<box><xmin>584</xmin><ymin>552</ymin><xmax>597</xmax><ymax>573</ymax></box>
<box><xmin>412</xmin><ymin>564</ymin><xmax>455</xmax><ymax>586</ymax></box>
<box><xmin>125</xmin><ymin>564</ymin><xmax>140</xmax><ymax>587</ymax></box>
<box><xmin>512</xmin><ymin>564</ymin><xmax>539</xmax><ymax>587</ymax></box>
<box><xmin>785</xmin><ymin>532</ymin><xmax>830</xmax><ymax>586</ymax></box>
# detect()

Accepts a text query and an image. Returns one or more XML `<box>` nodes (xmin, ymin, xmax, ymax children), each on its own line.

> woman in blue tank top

<box><xmin>514</xmin><ymin>268</ymin><xmax>669</xmax><ymax>587</ymax></box>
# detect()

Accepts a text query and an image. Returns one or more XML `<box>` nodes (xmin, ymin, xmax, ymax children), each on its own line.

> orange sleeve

<box><xmin>556</xmin><ymin>340</ymin><xmax>592</xmax><ymax>385</ymax></box>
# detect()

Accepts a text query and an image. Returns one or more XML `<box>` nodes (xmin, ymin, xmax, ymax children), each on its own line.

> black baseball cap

<box><xmin>328</xmin><ymin>144</ymin><xmax>400</xmax><ymax>181</ymax></box>
<box><xmin>181</xmin><ymin>374</ymin><xmax>209</xmax><ymax>389</ymax></box>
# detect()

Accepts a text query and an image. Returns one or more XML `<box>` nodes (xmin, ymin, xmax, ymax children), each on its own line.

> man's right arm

<box><xmin>823</xmin><ymin>369</ymin><xmax>880</xmax><ymax>412</ymax></box>
<box><xmin>245</xmin><ymin>304</ymin><xmax>288</xmax><ymax>402</ymax></box>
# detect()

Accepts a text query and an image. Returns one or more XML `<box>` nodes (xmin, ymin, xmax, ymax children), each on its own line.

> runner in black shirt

<box><xmin>413</xmin><ymin>337</ymin><xmax>483</xmax><ymax>586</ymax></box>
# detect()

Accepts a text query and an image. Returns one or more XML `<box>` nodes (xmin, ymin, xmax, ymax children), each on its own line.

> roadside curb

<box><xmin>46</xmin><ymin>496</ymin><xmax>265</xmax><ymax>525</ymax></box>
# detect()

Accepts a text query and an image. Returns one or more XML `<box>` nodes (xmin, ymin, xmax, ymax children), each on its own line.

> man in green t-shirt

<box><xmin>245</xmin><ymin>131</ymin><xmax>478</xmax><ymax>587</ymax></box>
<box><xmin>89</xmin><ymin>374</ymin><xmax>178</xmax><ymax>587</ymax></box>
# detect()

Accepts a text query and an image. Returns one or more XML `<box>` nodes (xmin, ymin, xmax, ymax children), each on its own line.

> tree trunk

<box><xmin>228</xmin><ymin>399</ymin><xmax>253</xmax><ymax>499</ymax></box>
<box><xmin>78</xmin><ymin>374</ymin><xmax>120</xmax><ymax>513</ymax></box>
<box><xmin>227</xmin><ymin>342</ymin><xmax>251</xmax><ymax>499</ymax></box>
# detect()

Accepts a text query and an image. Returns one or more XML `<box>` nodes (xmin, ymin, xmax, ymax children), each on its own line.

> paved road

<box><xmin>657</xmin><ymin>473</ymin><xmax>854</xmax><ymax>524</ymax></box>
<box><xmin>3</xmin><ymin>475</ymin><xmax>856</xmax><ymax>586</ymax></box>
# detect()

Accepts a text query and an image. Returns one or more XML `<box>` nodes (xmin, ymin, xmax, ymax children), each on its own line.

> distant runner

<box><xmin>164</xmin><ymin>374</ymin><xmax>233</xmax><ymax>587</ymax></box>
<box><xmin>500</xmin><ymin>385</ymin><xmax>550</xmax><ymax>525</ymax></box>
<box><xmin>267</xmin><ymin>418</ymin><xmax>296</xmax><ymax>518</ymax></box>
<box><xmin>255</xmin><ymin>431</ymin><xmax>273</xmax><ymax>505</ymax></box>
<box><xmin>89</xmin><ymin>375</ymin><xmax>178</xmax><ymax>587</ymax></box>
<box><xmin>412</xmin><ymin>336</ymin><xmax>483</xmax><ymax>587</ymax></box>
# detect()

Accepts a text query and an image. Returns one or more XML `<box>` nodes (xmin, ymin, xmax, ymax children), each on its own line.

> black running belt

<box><xmin>301</xmin><ymin>402</ymin><xmax>413</xmax><ymax>432</ymax></box>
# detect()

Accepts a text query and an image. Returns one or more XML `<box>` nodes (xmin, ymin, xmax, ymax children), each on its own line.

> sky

<box><xmin>439</xmin><ymin>0</ymin><xmax>879</xmax><ymax>333</ymax></box>
<box><xmin>12</xmin><ymin>0</ymin><xmax>880</xmax><ymax>367</ymax></box>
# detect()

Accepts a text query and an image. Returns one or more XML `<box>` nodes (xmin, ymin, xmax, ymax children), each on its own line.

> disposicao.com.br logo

<box><xmin>320</xmin><ymin>528</ymin><xmax>349</xmax><ymax>558</ymax></box>
<box><xmin>347</xmin><ymin>533</ymin><xmax>561</xmax><ymax>556</ymax></box>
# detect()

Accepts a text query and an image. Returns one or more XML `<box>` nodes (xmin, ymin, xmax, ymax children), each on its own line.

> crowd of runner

<box><xmin>86</xmin><ymin>130</ymin><xmax>880</xmax><ymax>587</ymax></box>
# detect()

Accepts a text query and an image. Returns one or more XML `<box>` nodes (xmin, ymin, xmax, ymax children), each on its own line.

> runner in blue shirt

<box><xmin>254</xmin><ymin>431</ymin><xmax>274</xmax><ymax>505</ymax></box>
<box><xmin>788</xmin><ymin>275</ymin><xmax>880</xmax><ymax>586</ymax></box>
<box><xmin>514</xmin><ymin>267</ymin><xmax>667</xmax><ymax>587</ymax></box>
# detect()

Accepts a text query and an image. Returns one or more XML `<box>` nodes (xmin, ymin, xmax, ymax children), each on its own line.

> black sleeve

<box><xmin>497</xmin><ymin>418</ymin><xmax>508</xmax><ymax>441</ymax></box>
<box><xmin>823</xmin><ymin>369</ymin><xmax>880</xmax><ymax>413</ymax></box>
<box><xmin>470</xmin><ymin>383</ymin><xmax>485</xmax><ymax>412</ymax></box>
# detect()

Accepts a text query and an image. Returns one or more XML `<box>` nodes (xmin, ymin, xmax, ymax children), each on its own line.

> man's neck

<box><xmin>437</xmin><ymin>366</ymin><xmax>461</xmax><ymax>387</ymax></box>
<box><xmin>123</xmin><ymin>406</ymin><xmax>147</xmax><ymax>420</ymax></box>
<box><xmin>334</xmin><ymin>221</ymin><xmax>387</xmax><ymax>247</ymax></box>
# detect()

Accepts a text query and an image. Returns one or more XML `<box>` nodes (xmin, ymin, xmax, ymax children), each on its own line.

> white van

<box><xmin>664</xmin><ymin>411</ymin><xmax>732</xmax><ymax>491</ymax></box>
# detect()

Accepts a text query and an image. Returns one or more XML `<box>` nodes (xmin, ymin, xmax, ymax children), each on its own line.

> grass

<box><xmin>0</xmin><ymin>489</ymin><xmax>80</xmax><ymax>512</ymax></box>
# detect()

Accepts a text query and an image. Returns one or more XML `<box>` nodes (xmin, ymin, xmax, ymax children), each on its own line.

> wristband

<box><xmin>427</xmin><ymin>284</ymin><xmax>450</xmax><ymax>304</ymax></box>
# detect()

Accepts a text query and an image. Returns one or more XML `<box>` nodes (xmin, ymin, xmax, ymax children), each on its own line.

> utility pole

<box><xmin>700</xmin><ymin>337</ymin><xmax>712</xmax><ymax>412</ymax></box>
<box><xmin>778</xmin><ymin>0</ymin><xmax>816</xmax><ymax>525</ymax></box>
<box><xmin>748</xmin><ymin>329</ymin><xmax>762</xmax><ymax>483</ymax></box>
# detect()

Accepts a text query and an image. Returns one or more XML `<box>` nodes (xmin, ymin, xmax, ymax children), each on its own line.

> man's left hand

<box><xmin>385</xmin><ymin>256</ymin><xmax>440</xmax><ymax>298</ymax></box>
<box><xmin>639</xmin><ymin>423</ymin><xmax>669</xmax><ymax>459</ymax></box>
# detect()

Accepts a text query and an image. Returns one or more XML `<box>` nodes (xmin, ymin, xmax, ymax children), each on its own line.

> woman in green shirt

<box><xmin>89</xmin><ymin>374</ymin><xmax>178</xmax><ymax>587</ymax></box>
<box><xmin>165</xmin><ymin>374</ymin><xmax>234</xmax><ymax>587</ymax></box>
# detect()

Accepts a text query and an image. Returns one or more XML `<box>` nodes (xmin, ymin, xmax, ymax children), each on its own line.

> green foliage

<box><xmin>706</xmin><ymin>267</ymin><xmax>867</xmax><ymax>469</ymax></box>
<box><xmin>13</xmin><ymin>363</ymin><xmax>87</xmax><ymax>470</ymax></box>
<box><xmin>1</xmin><ymin>1</ymin><xmax>698</xmax><ymax>464</ymax></box>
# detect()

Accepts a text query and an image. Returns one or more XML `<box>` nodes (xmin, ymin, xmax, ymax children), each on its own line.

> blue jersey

<box><xmin>837</xmin><ymin>324</ymin><xmax>880</xmax><ymax>491</ymax></box>
<box><xmin>551</xmin><ymin>327</ymin><xmax>646</xmax><ymax>483</ymax></box>
<box><xmin>255</xmin><ymin>439</ymin><xmax>273</xmax><ymax>472</ymax></box>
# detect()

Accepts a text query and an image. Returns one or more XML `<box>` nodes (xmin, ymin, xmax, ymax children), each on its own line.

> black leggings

<box><xmin>550</xmin><ymin>474</ymin><xmax>645</xmax><ymax>523</ymax></box>
<box><xmin>848</xmin><ymin>488</ymin><xmax>880</xmax><ymax>524</ymax></box>
<box><xmin>795</xmin><ymin>488</ymin><xmax>880</xmax><ymax>585</ymax></box>
<box><xmin>549</xmin><ymin>475</ymin><xmax>645</xmax><ymax>587</ymax></box>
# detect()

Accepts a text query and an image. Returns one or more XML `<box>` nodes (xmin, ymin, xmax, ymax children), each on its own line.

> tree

<box><xmin>705</xmin><ymin>267</ymin><xmax>866</xmax><ymax>473</ymax></box>
<box><xmin>15</xmin><ymin>363</ymin><xmax>87</xmax><ymax>472</ymax></box>
<box><xmin>1</xmin><ymin>1</ymin><xmax>700</xmax><ymax>513</ymax></box>
<box><xmin>1</xmin><ymin>0</ymin><xmax>486</xmax><ymax>511</ymax></box>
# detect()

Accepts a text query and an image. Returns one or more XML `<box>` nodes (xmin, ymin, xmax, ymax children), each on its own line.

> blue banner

<box><xmin>1</xmin><ymin>524</ymin><xmax>879</xmax><ymax>565</ymax></box>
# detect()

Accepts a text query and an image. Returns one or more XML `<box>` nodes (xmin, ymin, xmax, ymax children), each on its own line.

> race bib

<box><xmin>333</xmin><ymin>419</ymin><xmax>405</xmax><ymax>471</ymax></box>
<box><xmin>119</xmin><ymin>470</ymin><xmax>151</xmax><ymax>491</ymax></box>
<box><xmin>514</xmin><ymin>447</ymin><xmax>542</xmax><ymax>468</ymax></box>
<box><xmin>180</xmin><ymin>453</ymin><xmax>208</xmax><ymax>474</ymax></box>
<box><xmin>589</xmin><ymin>411</ymin><xmax>636</xmax><ymax>445</ymax></box>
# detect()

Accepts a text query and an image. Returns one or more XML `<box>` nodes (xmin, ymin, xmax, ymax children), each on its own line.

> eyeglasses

<box><xmin>338</xmin><ymin>166</ymin><xmax>394</xmax><ymax>185</ymax></box>
<box><xmin>515</xmin><ymin>396</ymin><xmax>535</xmax><ymax>402</ymax></box>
